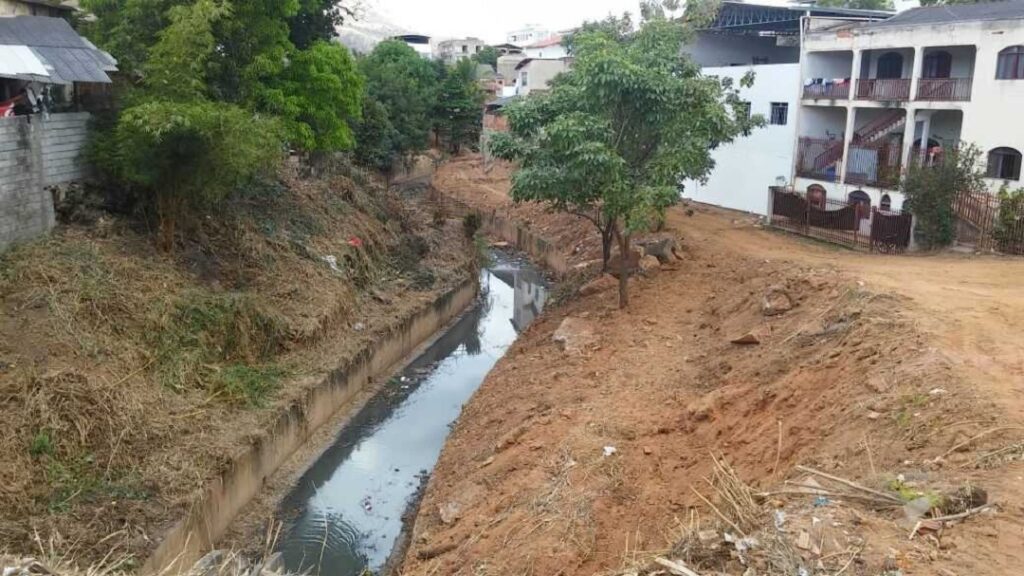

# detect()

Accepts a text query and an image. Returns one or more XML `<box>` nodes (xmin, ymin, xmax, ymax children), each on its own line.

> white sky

<box><xmin>361</xmin><ymin>0</ymin><xmax>645</xmax><ymax>43</ymax></box>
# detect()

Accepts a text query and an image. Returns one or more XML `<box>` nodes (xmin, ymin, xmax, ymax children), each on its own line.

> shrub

<box><xmin>901</xmin><ymin>145</ymin><xmax>988</xmax><ymax>249</ymax></box>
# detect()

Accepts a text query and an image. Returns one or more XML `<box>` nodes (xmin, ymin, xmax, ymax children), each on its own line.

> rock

<box><xmin>636</xmin><ymin>235</ymin><xmax>681</xmax><ymax>263</ymax></box>
<box><xmin>639</xmin><ymin>255</ymin><xmax>661</xmax><ymax>277</ymax></box>
<box><xmin>730</xmin><ymin>332</ymin><xmax>761</xmax><ymax>345</ymax></box>
<box><xmin>438</xmin><ymin>501</ymin><xmax>461</xmax><ymax>525</ymax></box>
<box><xmin>553</xmin><ymin>318</ymin><xmax>598</xmax><ymax>354</ymax></box>
<box><xmin>761</xmin><ymin>286</ymin><xmax>794</xmax><ymax>316</ymax></box>
<box><xmin>607</xmin><ymin>250</ymin><xmax>642</xmax><ymax>279</ymax></box>
<box><xmin>643</xmin><ymin>446</ymin><xmax>653</xmax><ymax>455</ymax></box>
<box><xmin>579</xmin><ymin>274</ymin><xmax>618</xmax><ymax>297</ymax></box>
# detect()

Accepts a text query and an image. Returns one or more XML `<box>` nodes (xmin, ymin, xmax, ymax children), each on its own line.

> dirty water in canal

<box><xmin>277</xmin><ymin>251</ymin><xmax>548</xmax><ymax>575</ymax></box>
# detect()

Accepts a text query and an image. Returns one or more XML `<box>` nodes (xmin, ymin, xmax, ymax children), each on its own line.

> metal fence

<box><xmin>916</xmin><ymin>77</ymin><xmax>973</xmax><ymax>102</ymax></box>
<box><xmin>856</xmin><ymin>78</ymin><xmax>911</xmax><ymax>101</ymax></box>
<box><xmin>769</xmin><ymin>187</ymin><xmax>913</xmax><ymax>253</ymax></box>
<box><xmin>950</xmin><ymin>189</ymin><xmax>1024</xmax><ymax>255</ymax></box>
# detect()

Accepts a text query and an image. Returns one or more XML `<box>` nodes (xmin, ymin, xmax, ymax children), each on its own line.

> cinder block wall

<box><xmin>0</xmin><ymin>112</ymin><xmax>91</xmax><ymax>249</ymax></box>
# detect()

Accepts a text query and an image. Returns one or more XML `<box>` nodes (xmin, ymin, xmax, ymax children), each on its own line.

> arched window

<box><xmin>923</xmin><ymin>51</ymin><xmax>952</xmax><ymax>79</ymax></box>
<box><xmin>807</xmin><ymin>184</ymin><xmax>827</xmax><ymax>209</ymax></box>
<box><xmin>877</xmin><ymin>52</ymin><xmax>904</xmax><ymax>79</ymax></box>
<box><xmin>997</xmin><ymin>46</ymin><xmax>1024</xmax><ymax>80</ymax></box>
<box><xmin>848</xmin><ymin>190</ymin><xmax>871</xmax><ymax>221</ymax></box>
<box><xmin>988</xmin><ymin>147</ymin><xmax>1023</xmax><ymax>180</ymax></box>
<box><xmin>880</xmin><ymin>194</ymin><xmax>892</xmax><ymax>213</ymax></box>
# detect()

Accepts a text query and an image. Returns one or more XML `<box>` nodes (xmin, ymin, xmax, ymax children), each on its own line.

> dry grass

<box><xmin>0</xmin><ymin>161</ymin><xmax>475</xmax><ymax>565</ymax></box>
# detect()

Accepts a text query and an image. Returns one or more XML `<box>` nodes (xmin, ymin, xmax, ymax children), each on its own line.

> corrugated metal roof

<box><xmin>0</xmin><ymin>45</ymin><xmax>48</xmax><ymax>79</ymax></box>
<box><xmin>0</xmin><ymin>16</ymin><xmax>116</xmax><ymax>84</ymax></box>
<box><xmin>865</xmin><ymin>0</ymin><xmax>1024</xmax><ymax>28</ymax></box>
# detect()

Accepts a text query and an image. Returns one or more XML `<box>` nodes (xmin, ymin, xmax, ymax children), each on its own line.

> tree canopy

<box><xmin>433</xmin><ymin>60</ymin><xmax>485</xmax><ymax>154</ymax></box>
<box><xmin>472</xmin><ymin>46</ymin><xmax>499</xmax><ymax>69</ymax></box>
<box><xmin>491</xmin><ymin>4</ymin><xmax>760</xmax><ymax>307</ymax></box>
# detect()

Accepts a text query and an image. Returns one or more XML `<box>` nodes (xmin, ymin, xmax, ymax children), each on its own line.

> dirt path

<box><xmin>398</xmin><ymin>156</ymin><xmax>1024</xmax><ymax>576</ymax></box>
<box><xmin>674</xmin><ymin>205</ymin><xmax>1024</xmax><ymax>423</ymax></box>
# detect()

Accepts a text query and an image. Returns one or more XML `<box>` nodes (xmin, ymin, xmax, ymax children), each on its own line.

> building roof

<box><xmin>13</xmin><ymin>0</ymin><xmax>76</xmax><ymax>13</ymax></box>
<box><xmin>705</xmin><ymin>1</ymin><xmax>892</xmax><ymax>35</ymax></box>
<box><xmin>525</xmin><ymin>35</ymin><xmax>563</xmax><ymax>49</ymax></box>
<box><xmin>864</xmin><ymin>0</ymin><xmax>1024</xmax><ymax>28</ymax></box>
<box><xmin>485</xmin><ymin>95</ymin><xmax>518</xmax><ymax>110</ymax></box>
<box><xmin>0</xmin><ymin>16</ymin><xmax>117</xmax><ymax>83</ymax></box>
<box><xmin>513</xmin><ymin>57</ymin><xmax>571</xmax><ymax>71</ymax></box>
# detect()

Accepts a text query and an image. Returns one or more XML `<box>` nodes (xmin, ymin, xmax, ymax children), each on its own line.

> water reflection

<box><xmin>276</xmin><ymin>252</ymin><xmax>548</xmax><ymax>576</ymax></box>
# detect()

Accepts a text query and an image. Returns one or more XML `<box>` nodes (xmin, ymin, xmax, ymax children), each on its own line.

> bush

<box><xmin>994</xmin><ymin>186</ymin><xmax>1024</xmax><ymax>252</ymax></box>
<box><xmin>462</xmin><ymin>212</ymin><xmax>482</xmax><ymax>239</ymax></box>
<box><xmin>901</xmin><ymin>145</ymin><xmax>988</xmax><ymax>249</ymax></box>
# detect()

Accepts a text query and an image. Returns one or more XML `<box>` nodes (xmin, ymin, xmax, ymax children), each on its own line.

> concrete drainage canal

<box><xmin>275</xmin><ymin>250</ymin><xmax>548</xmax><ymax>575</ymax></box>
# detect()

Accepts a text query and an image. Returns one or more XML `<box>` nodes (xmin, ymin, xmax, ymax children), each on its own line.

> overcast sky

<box><xmin>360</xmin><ymin>0</ymin><xmax>645</xmax><ymax>43</ymax></box>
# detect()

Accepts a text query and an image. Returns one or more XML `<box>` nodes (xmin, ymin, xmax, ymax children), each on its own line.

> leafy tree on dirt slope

<box><xmin>490</xmin><ymin>1</ymin><xmax>761</xmax><ymax>308</ymax></box>
<box><xmin>354</xmin><ymin>97</ymin><xmax>401</xmax><ymax>180</ymax></box>
<box><xmin>433</xmin><ymin>59</ymin><xmax>485</xmax><ymax>154</ymax></box>
<box><xmin>359</xmin><ymin>40</ymin><xmax>440</xmax><ymax>168</ymax></box>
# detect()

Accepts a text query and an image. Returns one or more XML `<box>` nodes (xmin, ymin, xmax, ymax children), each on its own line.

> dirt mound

<box><xmin>399</xmin><ymin>207</ymin><xmax>1022</xmax><ymax>575</ymax></box>
<box><xmin>0</xmin><ymin>163</ymin><xmax>472</xmax><ymax>565</ymax></box>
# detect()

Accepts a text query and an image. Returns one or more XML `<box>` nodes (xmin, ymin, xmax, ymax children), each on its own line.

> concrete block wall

<box><xmin>0</xmin><ymin>112</ymin><xmax>91</xmax><ymax>249</ymax></box>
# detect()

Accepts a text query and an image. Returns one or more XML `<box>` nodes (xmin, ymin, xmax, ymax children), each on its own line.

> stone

<box><xmin>636</xmin><ymin>235</ymin><xmax>681</xmax><ymax>263</ymax></box>
<box><xmin>639</xmin><ymin>255</ymin><xmax>661</xmax><ymax>277</ymax></box>
<box><xmin>730</xmin><ymin>332</ymin><xmax>761</xmax><ymax>345</ymax></box>
<box><xmin>761</xmin><ymin>285</ymin><xmax>794</xmax><ymax>316</ymax></box>
<box><xmin>438</xmin><ymin>501</ymin><xmax>461</xmax><ymax>525</ymax></box>
<box><xmin>607</xmin><ymin>250</ymin><xmax>642</xmax><ymax>279</ymax></box>
<box><xmin>553</xmin><ymin>318</ymin><xmax>599</xmax><ymax>354</ymax></box>
<box><xmin>579</xmin><ymin>274</ymin><xmax>618</xmax><ymax>297</ymax></box>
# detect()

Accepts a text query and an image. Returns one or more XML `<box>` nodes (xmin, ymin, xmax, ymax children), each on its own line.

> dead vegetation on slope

<box><xmin>0</xmin><ymin>161</ymin><xmax>473</xmax><ymax>567</ymax></box>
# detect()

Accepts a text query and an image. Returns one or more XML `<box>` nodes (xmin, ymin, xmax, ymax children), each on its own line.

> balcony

<box><xmin>802</xmin><ymin>79</ymin><xmax>850</xmax><ymax>100</ymax></box>
<box><xmin>845</xmin><ymin>141</ymin><xmax>902</xmax><ymax>189</ymax></box>
<box><xmin>796</xmin><ymin>137</ymin><xmax>843</xmax><ymax>181</ymax></box>
<box><xmin>856</xmin><ymin>78</ymin><xmax>911</xmax><ymax>101</ymax></box>
<box><xmin>916</xmin><ymin>77</ymin><xmax>973</xmax><ymax>102</ymax></box>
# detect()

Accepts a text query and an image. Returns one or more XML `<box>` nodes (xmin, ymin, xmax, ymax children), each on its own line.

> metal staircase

<box><xmin>812</xmin><ymin>110</ymin><xmax>907</xmax><ymax>174</ymax></box>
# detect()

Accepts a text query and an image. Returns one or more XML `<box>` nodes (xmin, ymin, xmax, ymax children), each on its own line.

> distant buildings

<box><xmin>512</xmin><ymin>57</ymin><xmax>571</xmax><ymax>97</ymax></box>
<box><xmin>507</xmin><ymin>25</ymin><xmax>553</xmax><ymax>47</ymax></box>
<box><xmin>0</xmin><ymin>0</ymin><xmax>74</xmax><ymax>18</ymax></box>
<box><xmin>523</xmin><ymin>35</ymin><xmax>566</xmax><ymax>60</ymax></box>
<box><xmin>436</xmin><ymin>37</ymin><xmax>486</xmax><ymax>65</ymax></box>
<box><xmin>392</xmin><ymin>33</ymin><xmax>433</xmax><ymax>58</ymax></box>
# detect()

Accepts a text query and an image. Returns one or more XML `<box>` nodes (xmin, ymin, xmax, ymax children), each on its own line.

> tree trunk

<box><xmin>617</xmin><ymin>225</ymin><xmax>630</xmax><ymax>309</ymax></box>
<box><xmin>601</xmin><ymin>224</ymin><xmax>614</xmax><ymax>272</ymax></box>
<box><xmin>157</xmin><ymin>191</ymin><xmax>177</xmax><ymax>253</ymax></box>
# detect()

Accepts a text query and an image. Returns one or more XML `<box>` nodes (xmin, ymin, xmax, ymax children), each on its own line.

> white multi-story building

<box><xmin>793</xmin><ymin>1</ymin><xmax>1024</xmax><ymax>215</ymax></box>
<box><xmin>681</xmin><ymin>1</ymin><xmax>891</xmax><ymax>216</ymax></box>
<box><xmin>524</xmin><ymin>35</ymin><xmax>567</xmax><ymax>60</ymax></box>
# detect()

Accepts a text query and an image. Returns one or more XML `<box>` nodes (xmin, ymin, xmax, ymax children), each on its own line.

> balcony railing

<box><xmin>845</xmin><ymin>141</ymin><xmax>902</xmax><ymax>189</ymax></box>
<box><xmin>856</xmin><ymin>78</ymin><xmax>911</xmax><ymax>101</ymax></box>
<box><xmin>796</xmin><ymin>137</ymin><xmax>843</xmax><ymax>181</ymax></box>
<box><xmin>803</xmin><ymin>79</ymin><xmax>851</xmax><ymax>100</ymax></box>
<box><xmin>916</xmin><ymin>77</ymin><xmax>973</xmax><ymax>101</ymax></box>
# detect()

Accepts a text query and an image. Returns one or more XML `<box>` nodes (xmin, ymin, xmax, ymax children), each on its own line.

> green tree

<box><xmin>289</xmin><ymin>0</ymin><xmax>354</xmax><ymax>49</ymax></box>
<box><xmin>918</xmin><ymin>0</ymin><xmax>985</xmax><ymax>5</ymax></box>
<box><xmin>354</xmin><ymin>97</ymin><xmax>400</xmax><ymax>179</ymax></box>
<box><xmin>95</xmin><ymin>0</ymin><xmax>285</xmax><ymax>250</ymax></box>
<box><xmin>433</xmin><ymin>60</ymin><xmax>485</xmax><ymax>154</ymax></box>
<box><xmin>491</xmin><ymin>5</ymin><xmax>759</xmax><ymax>308</ymax></box>
<box><xmin>79</xmin><ymin>0</ymin><xmax>185</xmax><ymax>76</ymax></box>
<box><xmin>902</xmin><ymin>145</ymin><xmax>988</xmax><ymax>249</ymax></box>
<box><xmin>257</xmin><ymin>41</ymin><xmax>364</xmax><ymax>154</ymax></box>
<box><xmin>471</xmin><ymin>45</ymin><xmax>499</xmax><ymax>69</ymax></box>
<box><xmin>360</xmin><ymin>40</ymin><xmax>440</xmax><ymax>167</ymax></box>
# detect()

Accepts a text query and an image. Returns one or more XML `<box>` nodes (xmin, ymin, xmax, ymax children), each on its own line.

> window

<box><xmin>461</xmin><ymin>45</ymin><xmax>468</xmax><ymax>53</ymax></box>
<box><xmin>987</xmin><ymin>147</ymin><xmax>1022</xmax><ymax>180</ymax></box>
<box><xmin>752</xmin><ymin>56</ymin><xmax>769</xmax><ymax>65</ymax></box>
<box><xmin>880</xmin><ymin>194</ymin><xmax>892</xmax><ymax>212</ymax></box>
<box><xmin>923</xmin><ymin>51</ymin><xmax>952</xmax><ymax>79</ymax></box>
<box><xmin>769</xmin><ymin>102</ymin><xmax>788</xmax><ymax>126</ymax></box>
<box><xmin>997</xmin><ymin>46</ymin><xmax>1024</xmax><ymax>79</ymax></box>
<box><xmin>877</xmin><ymin>52</ymin><xmax>904</xmax><ymax>79</ymax></box>
<box><xmin>520</xmin><ymin>71</ymin><xmax>529</xmax><ymax>88</ymax></box>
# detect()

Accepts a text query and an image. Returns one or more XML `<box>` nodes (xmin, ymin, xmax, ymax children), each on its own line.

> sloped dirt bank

<box><xmin>0</xmin><ymin>163</ymin><xmax>475</xmax><ymax>570</ymax></box>
<box><xmin>401</xmin><ymin>157</ymin><xmax>1024</xmax><ymax>575</ymax></box>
